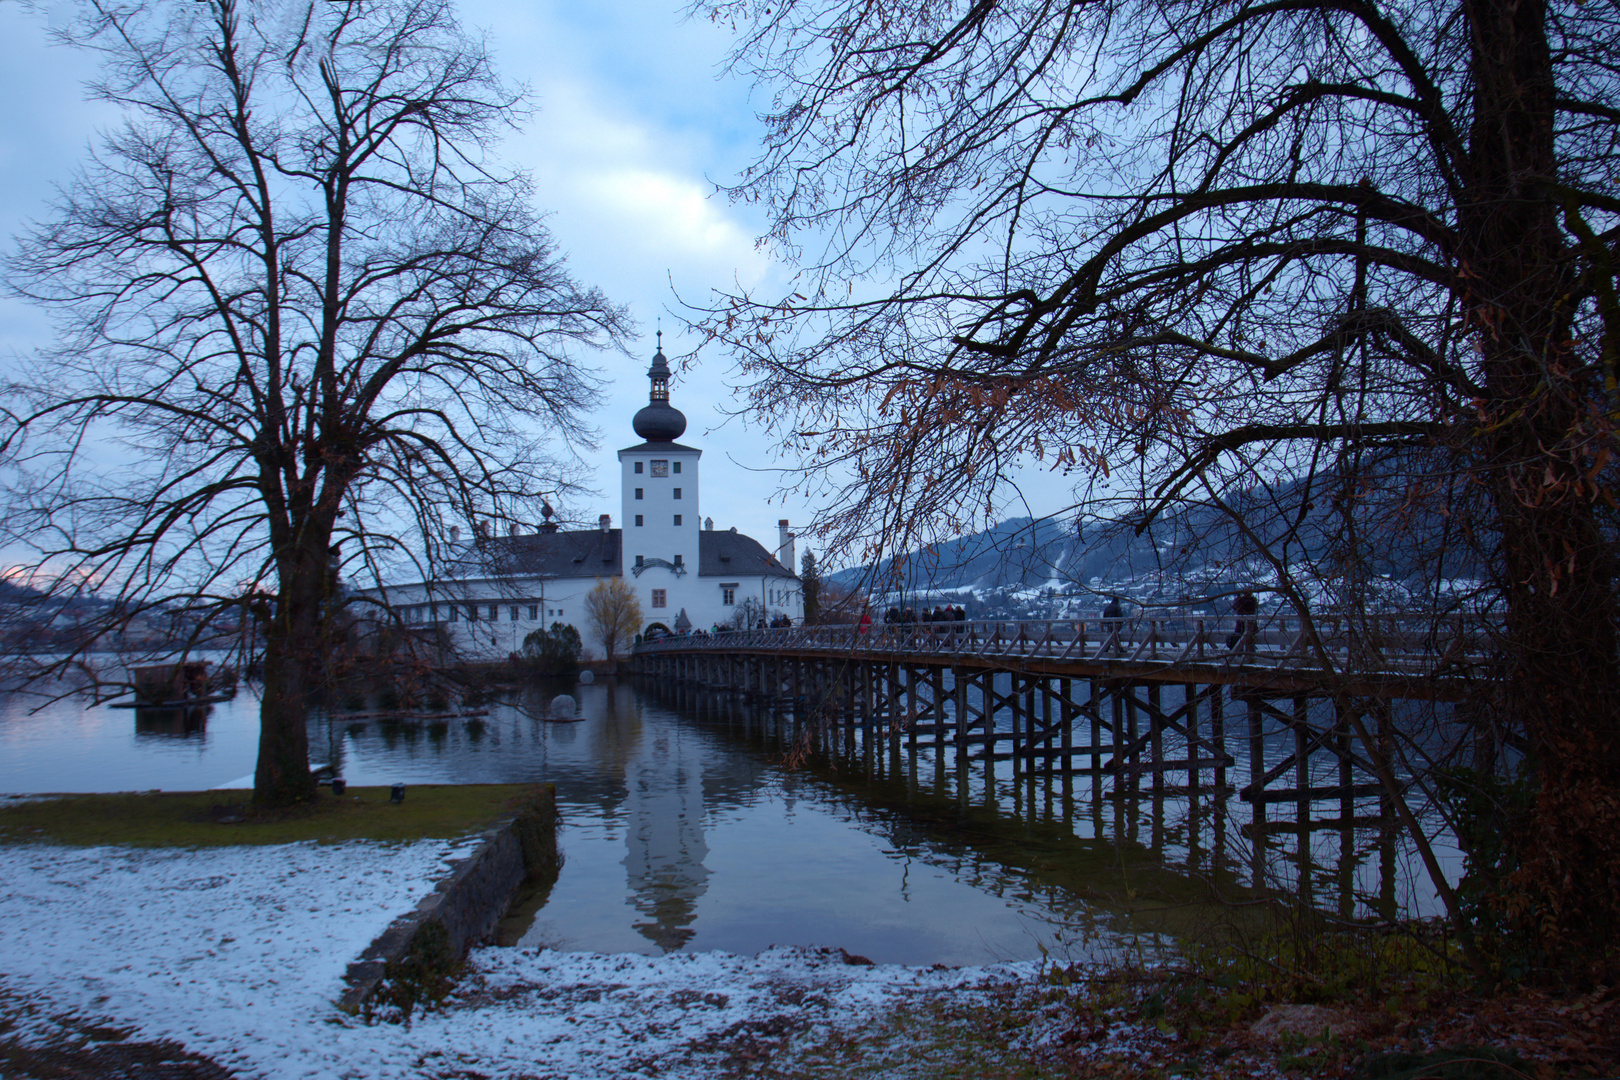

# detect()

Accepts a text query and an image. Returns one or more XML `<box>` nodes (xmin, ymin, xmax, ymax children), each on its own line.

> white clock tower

<box><xmin>618</xmin><ymin>335</ymin><xmax>703</xmax><ymax>626</ymax></box>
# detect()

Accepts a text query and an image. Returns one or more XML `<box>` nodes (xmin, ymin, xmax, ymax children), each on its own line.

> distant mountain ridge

<box><xmin>826</xmin><ymin>496</ymin><xmax>1486</xmax><ymax>619</ymax></box>
<box><xmin>826</xmin><ymin>516</ymin><xmax>1160</xmax><ymax>595</ymax></box>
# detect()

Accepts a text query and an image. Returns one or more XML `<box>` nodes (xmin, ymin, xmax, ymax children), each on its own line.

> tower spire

<box><xmin>633</xmin><ymin>333</ymin><xmax>686</xmax><ymax>441</ymax></box>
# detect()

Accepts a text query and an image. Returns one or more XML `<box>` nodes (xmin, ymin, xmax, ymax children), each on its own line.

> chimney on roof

<box><xmin>449</xmin><ymin>525</ymin><xmax>461</xmax><ymax>544</ymax></box>
<box><xmin>704</xmin><ymin>516</ymin><xmax>713</xmax><ymax>531</ymax></box>
<box><xmin>599</xmin><ymin>514</ymin><xmax>611</xmax><ymax>533</ymax></box>
<box><xmin>475</xmin><ymin>519</ymin><xmax>491</xmax><ymax>539</ymax></box>
<box><xmin>509</xmin><ymin>522</ymin><xmax>521</xmax><ymax>537</ymax></box>
<box><xmin>778</xmin><ymin>520</ymin><xmax>796</xmax><ymax>571</ymax></box>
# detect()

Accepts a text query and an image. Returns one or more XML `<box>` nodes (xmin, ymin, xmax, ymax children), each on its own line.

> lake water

<box><xmin>0</xmin><ymin>671</ymin><xmax>1444</xmax><ymax>965</ymax></box>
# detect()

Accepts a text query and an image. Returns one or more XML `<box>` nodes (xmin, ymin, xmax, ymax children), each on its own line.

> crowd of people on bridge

<box><xmin>883</xmin><ymin>605</ymin><xmax>968</xmax><ymax>624</ymax></box>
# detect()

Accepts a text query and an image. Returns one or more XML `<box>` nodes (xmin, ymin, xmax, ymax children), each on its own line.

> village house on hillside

<box><xmin>364</xmin><ymin>341</ymin><xmax>802</xmax><ymax>659</ymax></box>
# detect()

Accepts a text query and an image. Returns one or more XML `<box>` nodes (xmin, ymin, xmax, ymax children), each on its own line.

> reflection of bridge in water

<box><xmin>635</xmin><ymin>613</ymin><xmax>1494</xmax><ymax>921</ymax></box>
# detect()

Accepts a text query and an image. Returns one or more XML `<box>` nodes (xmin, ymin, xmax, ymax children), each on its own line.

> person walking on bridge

<box><xmin>1226</xmin><ymin>591</ymin><xmax>1259</xmax><ymax>654</ymax></box>
<box><xmin>1101</xmin><ymin>596</ymin><xmax>1124</xmax><ymax>657</ymax></box>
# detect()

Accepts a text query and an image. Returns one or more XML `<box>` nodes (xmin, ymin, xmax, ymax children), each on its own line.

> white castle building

<box><xmin>371</xmin><ymin>341</ymin><xmax>802</xmax><ymax>659</ymax></box>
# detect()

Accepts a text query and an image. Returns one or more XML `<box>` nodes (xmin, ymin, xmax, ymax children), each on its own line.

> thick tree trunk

<box><xmin>1462</xmin><ymin>0</ymin><xmax>1620</xmax><ymax>982</ymax></box>
<box><xmin>252</xmin><ymin>546</ymin><xmax>328</xmax><ymax>808</ymax></box>
<box><xmin>254</xmin><ymin>624</ymin><xmax>317</xmax><ymax>807</ymax></box>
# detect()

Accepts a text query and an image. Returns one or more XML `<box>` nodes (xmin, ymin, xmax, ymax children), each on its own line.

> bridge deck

<box><xmin>634</xmin><ymin>613</ymin><xmax>1491</xmax><ymax>700</ymax></box>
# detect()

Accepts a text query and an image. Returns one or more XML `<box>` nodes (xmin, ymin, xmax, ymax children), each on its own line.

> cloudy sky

<box><xmin>0</xmin><ymin>0</ymin><xmax>839</xmax><ymax>559</ymax></box>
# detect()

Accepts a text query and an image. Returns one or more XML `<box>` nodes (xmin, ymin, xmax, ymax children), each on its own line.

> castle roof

<box><xmin>437</xmin><ymin>528</ymin><xmax>795</xmax><ymax>582</ymax></box>
<box><xmin>442</xmin><ymin>529</ymin><xmax>622</xmax><ymax>581</ymax></box>
<box><xmin>617</xmin><ymin>441</ymin><xmax>701</xmax><ymax>455</ymax></box>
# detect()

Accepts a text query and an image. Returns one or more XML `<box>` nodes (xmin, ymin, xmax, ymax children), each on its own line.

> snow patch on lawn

<box><xmin>0</xmin><ymin>843</ymin><xmax>1061</xmax><ymax>1079</ymax></box>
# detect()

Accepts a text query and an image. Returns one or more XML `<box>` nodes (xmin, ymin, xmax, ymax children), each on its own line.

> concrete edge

<box><xmin>336</xmin><ymin>786</ymin><xmax>555</xmax><ymax>1013</ymax></box>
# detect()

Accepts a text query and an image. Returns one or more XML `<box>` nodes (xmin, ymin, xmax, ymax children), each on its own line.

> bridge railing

<box><xmin>634</xmin><ymin>611</ymin><xmax>1497</xmax><ymax>678</ymax></box>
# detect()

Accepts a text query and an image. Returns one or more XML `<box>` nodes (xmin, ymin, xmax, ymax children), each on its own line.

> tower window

<box><xmin>651</xmin><ymin>460</ymin><xmax>669</xmax><ymax>477</ymax></box>
<box><xmin>674</xmin><ymin>554</ymin><xmax>683</xmax><ymax>566</ymax></box>
<box><xmin>636</xmin><ymin>555</ymin><xmax>644</xmax><ymax>567</ymax></box>
<box><xmin>673</xmin><ymin>461</ymin><xmax>681</xmax><ymax>474</ymax></box>
<box><xmin>651</xmin><ymin>589</ymin><xmax>667</xmax><ymax>608</ymax></box>
<box><xmin>635</xmin><ymin>488</ymin><xmax>643</xmax><ymax>500</ymax></box>
<box><xmin>635</xmin><ymin>514</ymin><xmax>643</xmax><ymax>527</ymax></box>
<box><xmin>634</xmin><ymin>461</ymin><xmax>643</xmax><ymax>474</ymax></box>
<box><xmin>673</xmin><ymin>515</ymin><xmax>682</xmax><ymax>526</ymax></box>
<box><xmin>673</xmin><ymin>488</ymin><xmax>681</xmax><ymax>499</ymax></box>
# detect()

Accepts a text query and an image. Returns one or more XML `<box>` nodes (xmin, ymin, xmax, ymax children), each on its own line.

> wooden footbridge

<box><xmin>633</xmin><ymin>612</ymin><xmax>1491</xmax><ymax>841</ymax></box>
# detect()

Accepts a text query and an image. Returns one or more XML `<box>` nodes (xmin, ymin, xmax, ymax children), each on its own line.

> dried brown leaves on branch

<box><xmin>692</xmin><ymin>0</ymin><xmax>1620</xmax><ymax>983</ymax></box>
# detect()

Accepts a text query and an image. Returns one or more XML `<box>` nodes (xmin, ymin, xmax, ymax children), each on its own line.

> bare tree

<box><xmin>584</xmin><ymin>577</ymin><xmax>641</xmax><ymax>662</ymax></box>
<box><xmin>728</xmin><ymin>594</ymin><xmax>764</xmax><ymax>630</ymax></box>
<box><xmin>696</xmin><ymin>0</ymin><xmax>1620</xmax><ymax>980</ymax></box>
<box><xmin>0</xmin><ymin>0</ymin><xmax>628</xmax><ymax>806</ymax></box>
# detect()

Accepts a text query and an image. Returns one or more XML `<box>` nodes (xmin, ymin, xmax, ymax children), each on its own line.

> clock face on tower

<box><xmin>650</xmin><ymin>460</ymin><xmax>669</xmax><ymax>477</ymax></box>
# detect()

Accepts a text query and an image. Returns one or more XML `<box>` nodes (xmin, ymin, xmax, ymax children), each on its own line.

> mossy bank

<box><xmin>0</xmin><ymin>784</ymin><xmax>542</xmax><ymax>847</ymax></box>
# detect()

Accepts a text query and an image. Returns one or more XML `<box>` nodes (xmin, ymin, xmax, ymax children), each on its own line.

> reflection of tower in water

<box><xmin>621</xmin><ymin>724</ymin><xmax>710</xmax><ymax>951</ymax></box>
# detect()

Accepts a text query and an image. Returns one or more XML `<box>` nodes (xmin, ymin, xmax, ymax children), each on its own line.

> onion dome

<box><xmin>631</xmin><ymin>332</ymin><xmax>687</xmax><ymax>442</ymax></box>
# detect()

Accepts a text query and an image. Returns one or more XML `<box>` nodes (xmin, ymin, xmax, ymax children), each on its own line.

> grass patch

<box><xmin>0</xmin><ymin>784</ymin><xmax>539</xmax><ymax>847</ymax></box>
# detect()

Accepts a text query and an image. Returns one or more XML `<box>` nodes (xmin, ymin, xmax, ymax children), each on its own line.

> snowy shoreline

<box><xmin>0</xmin><ymin>841</ymin><xmax>1076</xmax><ymax>1079</ymax></box>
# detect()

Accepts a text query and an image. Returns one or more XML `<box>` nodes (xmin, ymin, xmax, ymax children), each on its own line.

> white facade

<box><xmin>619</xmin><ymin>440</ymin><xmax>703</xmax><ymax>627</ymax></box>
<box><xmin>362</xmin><ymin>343</ymin><xmax>801</xmax><ymax>660</ymax></box>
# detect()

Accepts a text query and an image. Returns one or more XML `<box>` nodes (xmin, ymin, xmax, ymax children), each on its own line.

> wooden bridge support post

<box><xmin>1247</xmin><ymin>692</ymin><xmax>1267</xmax><ymax>889</ymax></box>
<box><xmin>906</xmin><ymin>665</ymin><xmax>919</xmax><ymax>753</ymax></box>
<box><xmin>1009</xmin><ymin>673</ymin><xmax>1023</xmax><ymax>781</ymax></box>
<box><xmin>1036</xmin><ymin>675</ymin><xmax>1053</xmax><ymax>814</ymax></box>
<box><xmin>1187</xmin><ymin>683</ymin><xmax>1201</xmax><ymax>796</ymax></box>
<box><xmin>1294</xmin><ymin>694</ymin><xmax>1312</xmax><ymax>907</ymax></box>
<box><xmin>1149</xmin><ymin>682</ymin><xmax>1164</xmax><ymax>795</ymax></box>
<box><xmin>1376</xmin><ymin>701</ymin><xmax>1398</xmax><ymax>922</ymax></box>
<box><xmin>1124</xmin><ymin>681</ymin><xmax>1139</xmax><ymax>794</ymax></box>
<box><xmin>1059</xmin><ymin>678</ymin><xmax>1074</xmax><ymax>792</ymax></box>
<box><xmin>1091</xmin><ymin>678</ymin><xmax>1104</xmax><ymax>776</ymax></box>
<box><xmin>980</xmin><ymin>672</ymin><xmax>996</xmax><ymax>803</ymax></box>
<box><xmin>953</xmin><ymin>667</ymin><xmax>970</xmax><ymax>810</ymax></box>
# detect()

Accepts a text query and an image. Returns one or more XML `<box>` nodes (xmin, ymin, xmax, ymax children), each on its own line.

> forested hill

<box><xmin>825</xmin><ymin>501</ymin><xmax>1485</xmax><ymax>616</ymax></box>
<box><xmin>825</xmin><ymin>516</ymin><xmax>1159</xmax><ymax>595</ymax></box>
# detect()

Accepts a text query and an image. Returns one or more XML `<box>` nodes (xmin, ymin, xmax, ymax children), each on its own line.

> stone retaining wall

<box><xmin>338</xmin><ymin>784</ymin><xmax>558</xmax><ymax>1013</ymax></box>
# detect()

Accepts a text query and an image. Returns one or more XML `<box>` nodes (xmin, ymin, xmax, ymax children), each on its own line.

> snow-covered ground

<box><xmin>0</xmin><ymin>842</ymin><xmax>1072</xmax><ymax>1079</ymax></box>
